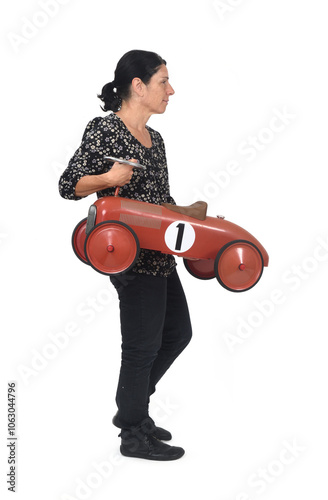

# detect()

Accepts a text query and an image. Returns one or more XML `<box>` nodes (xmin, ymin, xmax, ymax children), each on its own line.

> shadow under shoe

<box><xmin>112</xmin><ymin>412</ymin><xmax>172</xmax><ymax>441</ymax></box>
<box><xmin>119</xmin><ymin>428</ymin><xmax>184</xmax><ymax>461</ymax></box>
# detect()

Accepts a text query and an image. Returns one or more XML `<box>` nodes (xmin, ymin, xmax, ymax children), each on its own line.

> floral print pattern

<box><xmin>59</xmin><ymin>113</ymin><xmax>177</xmax><ymax>277</ymax></box>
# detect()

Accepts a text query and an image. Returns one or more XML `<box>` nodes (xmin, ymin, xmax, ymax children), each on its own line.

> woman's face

<box><xmin>142</xmin><ymin>64</ymin><xmax>175</xmax><ymax>114</ymax></box>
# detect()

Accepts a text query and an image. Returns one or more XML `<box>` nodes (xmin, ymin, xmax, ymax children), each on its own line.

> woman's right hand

<box><xmin>104</xmin><ymin>160</ymin><xmax>136</xmax><ymax>187</ymax></box>
<box><xmin>74</xmin><ymin>159</ymin><xmax>138</xmax><ymax>198</ymax></box>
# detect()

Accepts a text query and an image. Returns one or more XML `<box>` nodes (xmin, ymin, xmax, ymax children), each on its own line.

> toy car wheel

<box><xmin>72</xmin><ymin>218</ymin><xmax>89</xmax><ymax>265</ymax></box>
<box><xmin>84</xmin><ymin>220</ymin><xmax>140</xmax><ymax>275</ymax></box>
<box><xmin>215</xmin><ymin>240</ymin><xmax>264</xmax><ymax>292</ymax></box>
<box><xmin>183</xmin><ymin>258</ymin><xmax>215</xmax><ymax>280</ymax></box>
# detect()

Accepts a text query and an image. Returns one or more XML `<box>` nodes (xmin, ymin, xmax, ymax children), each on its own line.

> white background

<box><xmin>1</xmin><ymin>1</ymin><xmax>327</xmax><ymax>499</ymax></box>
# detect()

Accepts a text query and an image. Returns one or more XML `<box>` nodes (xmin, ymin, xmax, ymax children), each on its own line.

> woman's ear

<box><xmin>131</xmin><ymin>77</ymin><xmax>145</xmax><ymax>97</ymax></box>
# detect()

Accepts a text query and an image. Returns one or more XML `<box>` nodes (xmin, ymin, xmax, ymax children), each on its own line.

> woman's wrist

<box><xmin>75</xmin><ymin>172</ymin><xmax>114</xmax><ymax>197</ymax></box>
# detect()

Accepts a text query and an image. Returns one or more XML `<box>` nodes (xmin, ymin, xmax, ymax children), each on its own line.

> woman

<box><xmin>59</xmin><ymin>50</ymin><xmax>192</xmax><ymax>461</ymax></box>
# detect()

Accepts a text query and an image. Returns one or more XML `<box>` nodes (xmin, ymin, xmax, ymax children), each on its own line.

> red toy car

<box><xmin>72</xmin><ymin>190</ymin><xmax>269</xmax><ymax>292</ymax></box>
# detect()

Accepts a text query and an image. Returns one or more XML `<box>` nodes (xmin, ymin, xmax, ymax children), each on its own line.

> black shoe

<box><xmin>119</xmin><ymin>428</ymin><xmax>184</xmax><ymax>461</ymax></box>
<box><xmin>112</xmin><ymin>413</ymin><xmax>172</xmax><ymax>441</ymax></box>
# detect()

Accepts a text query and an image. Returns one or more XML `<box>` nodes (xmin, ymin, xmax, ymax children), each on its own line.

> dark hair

<box><xmin>98</xmin><ymin>50</ymin><xmax>166</xmax><ymax>112</ymax></box>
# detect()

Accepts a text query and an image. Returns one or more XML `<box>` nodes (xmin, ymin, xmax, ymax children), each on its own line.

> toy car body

<box><xmin>72</xmin><ymin>195</ymin><xmax>269</xmax><ymax>292</ymax></box>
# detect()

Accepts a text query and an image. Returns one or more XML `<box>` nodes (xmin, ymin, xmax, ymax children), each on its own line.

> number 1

<box><xmin>175</xmin><ymin>223</ymin><xmax>185</xmax><ymax>251</ymax></box>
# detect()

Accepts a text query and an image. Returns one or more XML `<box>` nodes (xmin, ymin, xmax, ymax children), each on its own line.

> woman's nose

<box><xmin>168</xmin><ymin>83</ymin><xmax>175</xmax><ymax>95</ymax></box>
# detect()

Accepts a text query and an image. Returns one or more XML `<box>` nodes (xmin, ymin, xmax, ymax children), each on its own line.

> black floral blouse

<box><xmin>59</xmin><ymin>113</ymin><xmax>177</xmax><ymax>277</ymax></box>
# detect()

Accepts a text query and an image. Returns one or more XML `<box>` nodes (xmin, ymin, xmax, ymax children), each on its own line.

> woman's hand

<box><xmin>104</xmin><ymin>160</ymin><xmax>136</xmax><ymax>187</ymax></box>
<box><xmin>74</xmin><ymin>159</ymin><xmax>138</xmax><ymax>197</ymax></box>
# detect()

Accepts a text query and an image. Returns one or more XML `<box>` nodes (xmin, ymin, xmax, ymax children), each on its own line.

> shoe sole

<box><xmin>120</xmin><ymin>446</ymin><xmax>185</xmax><ymax>461</ymax></box>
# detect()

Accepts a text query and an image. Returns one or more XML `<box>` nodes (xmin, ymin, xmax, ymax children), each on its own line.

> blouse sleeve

<box><xmin>58</xmin><ymin>117</ymin><xmax>109</xmax><ymax>200</ymax></box>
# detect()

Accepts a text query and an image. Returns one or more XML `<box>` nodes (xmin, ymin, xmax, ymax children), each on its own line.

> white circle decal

<box><xmin>164</xmin><ymin>221</ymin><xmax>195</xmax><ymax>253</ymax></box>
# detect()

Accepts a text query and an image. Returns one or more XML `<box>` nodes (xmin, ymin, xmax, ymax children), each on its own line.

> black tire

<box><xmin>84</xmin><ymin>220</ymin><xmax>140</xmax><ymax>276</ymax></box>
<box><xmin>215</xmin><ymin>239</ymin><xmax>264</xmax><ymax>292</ymax></box>
<box><xmin>183</xmin><ymin>258</ymin><xmax>215</xmax><ymax>280</ymax></box>
<box><xmin>71</xmin><ymin>218</ymin><xmax>90</xmax><ymax>265</ymax></box>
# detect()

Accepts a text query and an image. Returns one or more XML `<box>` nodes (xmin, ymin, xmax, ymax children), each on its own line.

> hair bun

<box><xmin>98</xmin><ymin>81</ymin><xmax>121</xmax><ymax>112</ymax></box>
<box><xmin>108</xmin><ymin>81</ymin><xmax>116</xmax><ymax>91</ymax></box>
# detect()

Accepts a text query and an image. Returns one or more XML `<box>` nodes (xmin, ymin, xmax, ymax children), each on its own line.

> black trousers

<box><xmin>110</xmin><ymin>268</ymin><xmax>192</xmax><ymax>429</ymax></box>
